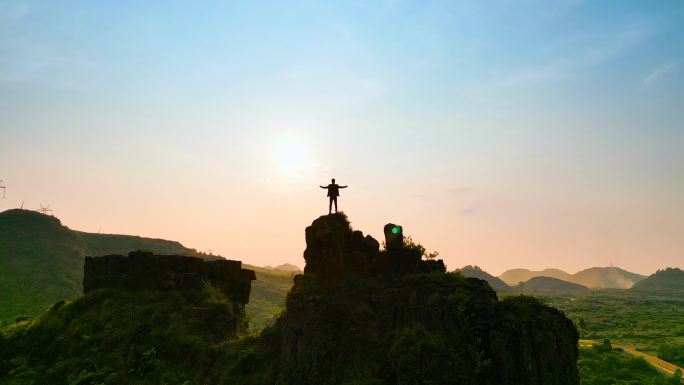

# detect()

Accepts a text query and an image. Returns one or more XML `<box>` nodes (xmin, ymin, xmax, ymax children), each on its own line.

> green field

<box><xmin>540</xmin><ymin>289</ymin><xmax>684</xmax><ymax>384</ymax></box>
<box><xmin>543</xmin><ymin>290</ymin><xmax>684</xmax><ymax>354</ymax></box>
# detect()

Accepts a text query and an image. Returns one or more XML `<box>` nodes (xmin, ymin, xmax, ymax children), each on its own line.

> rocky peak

<box><xmin>263</xmin><ymin>214</ymin><xmax>580</xmax><ymax>385</ymax></box>
<box><xmin>303</xmin><ymin>213</ymin><xmax>445</xmax><ymax>283</ymax></box>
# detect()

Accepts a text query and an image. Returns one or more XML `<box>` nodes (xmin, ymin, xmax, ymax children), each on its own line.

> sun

<box><xmin>269</xmin><ymin>132</ymin><xmax>319</xmax><ymax>178</ymax></box>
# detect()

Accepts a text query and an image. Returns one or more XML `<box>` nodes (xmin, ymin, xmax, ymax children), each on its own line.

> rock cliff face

<box><xmin>1</xmin><ymin>213</ymin><xmax>580</xmax><ymax>385</ymax></box>
<box><xmin>259</xmin><ymin>213</ymin><xmax>579</xmax><ymax>385</ymax></box>
<box><xmin>83</xmin><ymin>251</ymin><xmax>256</xmax><ymax>305</ymax></box>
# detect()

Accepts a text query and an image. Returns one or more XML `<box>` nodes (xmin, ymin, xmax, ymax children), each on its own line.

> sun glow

<box><xmin>269</xmin><ymin>132</ymin><xmax>319</xmax><ymax>179</ymax></box>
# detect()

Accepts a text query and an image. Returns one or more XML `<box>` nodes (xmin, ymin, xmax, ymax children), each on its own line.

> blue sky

<box><xmin>1</xmin><ymin>1</ymin><xmax>682</xmax><ymax>274</ymax></box>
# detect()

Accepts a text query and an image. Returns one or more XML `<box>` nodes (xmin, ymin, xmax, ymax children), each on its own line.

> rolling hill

<box><xmin>457</xmin><ymin>266</ymin><xmax>596</xmax><ymax>295</ymax></box>
<box><xmin>500</xmin><ymin>266</ymin><xmax>646</xmax><ymax>289</ymax></box>
<box><xmin>0</xmin><ymin>209</ymin><xmax>292</xmax><ymax>327</ymax></box>
<box><xmin>0</xmin><ymin>209</ymin><xmax>88</xmax><ymax>325</ymax></box>
<box><xmin>457</xmin><ymin>265</ymin><xmax>512</xmax><ymax>292</ymax></box>
<box><xmin>274</xmin><ymin>263</ymin><xmax>301</xmax><ymax>272</ymax></box>
<box><xmin>631</xmin><ymin>268</ymin><xmax>684</xmax><ymax>291</ymax></box>
<box><xmin>521</xmin><ymin>276</ymin><xmax>591</xmax><ymax>294</ymax></box>
<box><xmin>500</xmin><ymin>268</ymin><xmax>574</xmax><ymax>286</ymax></box>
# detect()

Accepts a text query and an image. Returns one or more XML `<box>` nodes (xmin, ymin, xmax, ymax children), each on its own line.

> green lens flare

<box><xmin>391</xmin><ymin>226</ymin><xmax>400</xmax><ymax>234</ymax></box>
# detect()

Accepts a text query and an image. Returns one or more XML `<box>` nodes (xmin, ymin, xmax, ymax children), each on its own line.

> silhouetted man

<box><xmin>320</xmin><ymin>178</ymin><xmax>348</xmax><ymax>214</ymax></box>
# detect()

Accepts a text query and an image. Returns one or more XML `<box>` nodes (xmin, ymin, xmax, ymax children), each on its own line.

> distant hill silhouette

<box><xmin>521</xmin><ymin>276</ymin><xmax>591</xmax><ymax>294</ymax></box>
<box><xmin>631</xmin><ymin>268</ymin><xmax>684</xmax><ymax>291</ymax></box>
<box><xmin>500</xmin><ymin>268</ymin><xmax>573</xmax><ymax>285</ymax></box>
<box><xmin>457</xmin><ymin>265</ymin><xmax>512</xmax><ymax>292</ymax></box>
<box><xmin>572</xmin><ymin>267</ymin><xmax>646</xmax><ymax>289</ymax></box>
<box><xmin>500</xmin><ymin>266</ymin><xmax>646</xmax><ymax>289</ymax></box>
<box><xmin>274</xmin><ymin>263</ymin><xmax>301</xmax><ymax>272</ymax></box>
<box><xmin>0</xmin><ymin>209</ymin><xmax>291</xmax><ymax>326</ymax></box>
<box><xmin>458</xmin><ymin>266</ymin><xmax>600</xmax><ymax>295</ymax></box>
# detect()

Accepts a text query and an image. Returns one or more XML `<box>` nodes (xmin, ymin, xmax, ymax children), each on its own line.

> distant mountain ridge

<box><xmin>631</xmin><ymin>268</ymin><xmax>684</xmax><ymax>291</ymax></box>
<box><xmin>458</xmin><ymin>266</ymin><xmax>592</xmax><ymax>294</ymax></box>
<box><xmin>522</xmin><ymin>277</ymin><xmax>590</xmax><ymax>294</ymax></box>
<box><xmin>260</xmin><ymin>263</ymin><xmax>302</xmax><ymax>273</ymax></box>
<box><xmin>500</xmin><ymin>266</ymin><xmax>646</xmax><ymax>289</ymax></box>
<box><xmin>274</xmin><ymin>263</ymin><xmax>301</xmax><ymax>272</ymax></box>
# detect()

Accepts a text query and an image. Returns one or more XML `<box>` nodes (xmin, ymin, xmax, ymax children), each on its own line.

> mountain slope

<box><xmin>500</xmin><ymin>268</ymin><xmax>574</xmax><ymax>286</ymax></box>
<box><xmin>573</xmin><ymin>267</ymin><xmax>646</xmax><ymax>289</ymax></box>
<box><xmin>0</xmin><ymin>209</ymin><xmax>87</xmax><ymax>325</ymax></box>
<box><xmin>631</xmin><ymin>268</ymin><xmax>684</xmax><ymax>291</ymax></box>
<box><xmin>274</xmin><ymin>263</ymin><xmax>301</xmax><ymax>272</ymax></box>
<box><xmin>522</xmin><ymin>276</ymin><xmax>591</xmax><ymax>294</ymax></box>
<box><xmin>0</xmin><ymin>209</ymin><xmax>291</xmax><ymax>326</ymax></box>
<box><xmin>76</xmin><ymin>231</ymin><xmax>219</xmax><ymax>260</ymax></box>
<box><xmin>457</xmin><ymin>265</ymin><xmax>512</xmax><ymax>292</ymax></box>
<box><xmin>500</xmin><ymin>266</ymin><xmax>646</xmax><ymax>289</ymax></box>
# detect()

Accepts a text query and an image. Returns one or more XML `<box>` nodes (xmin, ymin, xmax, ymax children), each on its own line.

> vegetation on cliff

<box><xmin>1</xmin><ymin>213</ymin><xmax>581</xmax><ymax>385</ymax></box>
<box><xmin>242</xmin><ymin>213</ymin><xmax>579</xmax><ymax>385</ymax></box>
<box><xmin>0</xmin><ymin>285</ymin><xmax>243</xmax><ymax>384</ymax></box>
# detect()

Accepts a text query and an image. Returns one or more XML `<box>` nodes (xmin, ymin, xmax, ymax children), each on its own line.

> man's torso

<box><xmin>327</xmin><ymin>184</ymin><xmax>340</xmax><ymax>197</ymax></box>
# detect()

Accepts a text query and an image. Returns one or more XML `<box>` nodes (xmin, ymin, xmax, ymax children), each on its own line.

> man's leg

<box><xmin>329</xmin><ymin>198</ymin><xmax>332</xmax><ymax>214</ymax></box>
<box><xmin>333</xmin><ymin>197</ymin><xmax>338</xmax><ymax>213</ymax></box>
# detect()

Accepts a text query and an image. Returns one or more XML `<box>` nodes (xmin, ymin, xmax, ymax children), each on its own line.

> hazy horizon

<box><xmin>0</xmin><ymin>207</ymin><xmax>675</xmax><ymax>277</ymax></box>
<box><xmin>1</xmin><ymin>1</ymin><xmax>683</xmax><ymax>276</ymax></box>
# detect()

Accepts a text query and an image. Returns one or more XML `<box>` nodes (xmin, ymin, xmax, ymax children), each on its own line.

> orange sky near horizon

<box><xmin>1</xmin><ymin>1</ymin><xmax>683</xmax><ymax>276</ymax></box>
<box><xmin>1</xmin><ymin>139</ymin><xmax>681</xmax><ymax>277</ymax></box>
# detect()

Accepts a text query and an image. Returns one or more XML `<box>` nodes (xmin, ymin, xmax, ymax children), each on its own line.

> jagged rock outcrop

<box><xmin>256</xmin><ymin>213</ymin><xmax>579</xmax><ymax>385</ymax></box>
<box><xmin>303</xmin><ymin>213</ymin><xmax>445</xmax><ymax>284</ymax></box>
<box><xmin>83</xmin><ymin>251</ymin><xmax>256</xmax><ymax>305</ymax></box>
<box><xmin>1</xmin><ymin>213</ymin><xmax>580</xmax><ymax>385</ymax></box>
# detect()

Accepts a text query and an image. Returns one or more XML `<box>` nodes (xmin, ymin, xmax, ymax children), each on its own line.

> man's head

<box><xmin>331</xmin><ymin>178</ymin><xmax>335</xmax><ymax>183</ymax></box>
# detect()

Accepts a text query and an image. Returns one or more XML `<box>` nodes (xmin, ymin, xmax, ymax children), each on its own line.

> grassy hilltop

<box><xmin>0</xmin><ymin>209</ymin><xmax>292</xmax><ymax>327</ymax></box>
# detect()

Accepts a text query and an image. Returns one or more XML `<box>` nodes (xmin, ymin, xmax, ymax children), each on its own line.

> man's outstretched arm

<box><xmin>320</xmin><ymin>186</ymin><xmax>327</xmax><ymax>188</ymax></box>
<box><xmin>340</xmin><ymin>185</ymin><xmax>348</xmax><ymax>188</ymax></box>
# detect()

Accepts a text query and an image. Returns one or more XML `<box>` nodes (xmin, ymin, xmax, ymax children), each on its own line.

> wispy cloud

<box><xmin>643</xmin><ymin>62</ymin><xmax>679</xmax><ymax>86</ymax></box>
